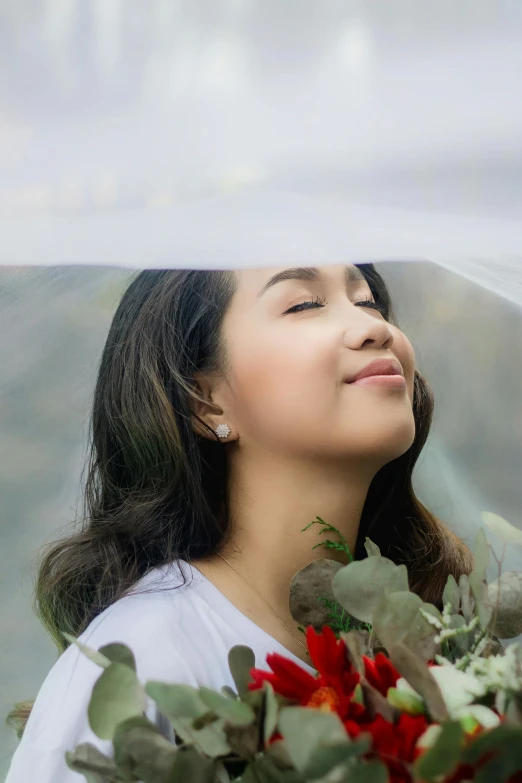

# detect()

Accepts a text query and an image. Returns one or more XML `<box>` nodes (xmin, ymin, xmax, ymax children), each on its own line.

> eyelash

<box><xmin>284</xmin><ymin>295</ymin><xmax>386</xmax><ymax>315</ymax></box>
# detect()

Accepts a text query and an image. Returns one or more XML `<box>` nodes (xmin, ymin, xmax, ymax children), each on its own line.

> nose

<box><xmin>342</xmin><ymin>305</ymin><xmax>394</xmax><ymax>351</ymax></box>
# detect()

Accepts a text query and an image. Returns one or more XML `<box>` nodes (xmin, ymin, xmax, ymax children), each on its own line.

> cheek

<box><xmin>391</xmin><ymin>328</ymin><xmax>416</xmax><ymax>401</ymax></box>
<box><xmin>225</xmin><ymin>323</ymin><xmax>336</xmax><ymax>422</ymax></box>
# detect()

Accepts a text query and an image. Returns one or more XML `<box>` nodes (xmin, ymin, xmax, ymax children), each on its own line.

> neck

<box><xmin>220</xmin><ymin>447</ymin><xmax>375</xmax><ymax>622</ymax></box>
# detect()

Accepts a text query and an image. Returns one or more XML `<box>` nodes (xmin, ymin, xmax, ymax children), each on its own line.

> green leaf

<box><xmin>459</xmin><ymin>574</ymin><xmax>474</xmax><ymax>623</ymax></box>
<box><xmin>447</xmin><ymin>613</ymin><xmax>472</xmax><ymax>656</ymax></box>
<box><xmin>301</xmin><ymin>516</ymin><xmax>354</xmax><ymax>561</ymax></box>
<box><xmin>469</xmin><ymin>570</ymin><xmax>492</xmax><ymax>630</ymax></box>
<box><xmin>145</xmin><ymin>682</ymin><xmax>208</xmax><ymax>719</ymax></box>
<box><xmin>112</xmin><ymin>717</ymin><xmax>178</xmax><ymax>782</ymax></box>
<box><xmin>481</xmin><ymin>511</ymin><xmax>522</xmax><ymax>545</ymax></box>
<box><xmin>263</xmin><ymin>682</ymin><xmax>279</xmax><ymax>745</ymax></box>
<box><xmin>167</xmin><ymin>747</ymin><xmax>217</xmax><ymax>783</ymax></box>
<box><xmin>339</xmin><ymin>631</ymin><xmax>365</xmax><ymax>675</ymax></box>
<box><xmin>144</xmin><ymin>689</ymin><xmax>230</xmax><ymax>757</ymax></box>
<box><xmin>239</xmin><ymin>756</ymin><xmax>303</xmax><ymax>783</ymax></box>
<box><xmin>290</xmin><ymin>559</ymin><xmax>344</xmax><ymax>630</ymax></box>
<box><xmin>228</xmin><ymin>646</ymin><xmax>256</xmax><ymax>697</ymax></box>
<box><xmin>462</xmin><ymin>724</ymin><xmax>522</xmax><ymax>764</ymax></box>
<box><xmin>373</xmin><ymin>592</ymin><xmax>436</xmax><ymax>660</ymax></box>
<box><xmin>278</xmin><ymin>706</ymin><xmax>347</xmax><ymax>772</ymax></box>
<box><xmin>343</xmin><ymin>759</ymin><xmax>389</xmax><ymax>782</ymax></box>
<box><xmin>415</xmin><ymin>721</ymin><xmax>464</xmax><ymax>781</ymax></box>
<box><xmin>302</xmin><ymin>737</ymin><xmax>370</xmax><ymax>778</ymax></box>
<box><xmin>169</xmin><ymin>716</ymin><xmax>230</xmax><ymax>758</ymax></box>
<box><xmin>199</xmin><ymin>686</ymin><xmax>255</xmax><ymax>727</ymax></box>
<box><xmin>98</xmin><ymin>643</ymin><xmax>137</xmax><ymax>671</ymax></box>
<box><xmin>364</xmin><ymin>538</ymin><xmax>381</xmax><ymax>557</ymax></box>
<box><xmin>442</xmin><ymin>574</ymin><xmax>461</xmax><ymax>614</ymax></box>
<box><xmin>65</xmin><ymin>743</ymin><xmax>120</xmax><ymax>782</ymax></box>
<box><xmin>387</xmin><ymin>686</ymin><xmax>425</xmax><ymax>715</ymax></box>
<box><xmin>388</xmin><ymin>642</ymin><xmax>448</xmax><ymax>722</ymax></box>
<box><xmin>88</xmin><ymin>663</ymin><xmax>146</xmax><ymax>741</ymax></box>
<box><xmin>62</xmin><ymin>633</ymin><xmax>111</xmax><ymax>669</ymax></box>
<box><xmin>331</xmin><ymin>556</ymin><xmax>409</xmax><ymax>624</ymax></box>
<box><xmin>221</xmin><ymin>686</ymin><xmax>238</xmax><ymax>699</ymax></box>
<box><xmin>473</xmin><ymin>528</ymin><xmax>490</xmax><ymax>581</ymax></box>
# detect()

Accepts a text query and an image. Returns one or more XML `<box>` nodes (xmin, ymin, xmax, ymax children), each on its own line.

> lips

<box><xmin>348</xmin><ymin>358</ymin><xmax>404</xmax><ymax>383</ymax></box>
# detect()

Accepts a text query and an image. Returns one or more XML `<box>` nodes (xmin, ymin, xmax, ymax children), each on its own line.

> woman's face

<box><xmin>216</xmin><ymin>264</ymin><xmax>416</xmax><ymax>468</ymax></box>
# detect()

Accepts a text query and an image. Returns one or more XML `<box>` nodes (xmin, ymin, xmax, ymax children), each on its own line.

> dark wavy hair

<box><xmin>6</xmin><ymin>264</ymin><xmax>473</xmax><ymax>737</ymax></box>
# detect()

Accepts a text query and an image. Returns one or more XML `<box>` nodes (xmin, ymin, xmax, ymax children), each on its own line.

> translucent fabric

<box><xmin>1</xmin><ymin>1</ymin><xmax>522</xmax><ymax>777</ymax></box>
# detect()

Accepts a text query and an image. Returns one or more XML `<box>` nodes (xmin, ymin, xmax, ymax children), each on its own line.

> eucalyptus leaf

<box><xmin>359</xmin><ymin>681</ymin><xmax>396</xmax><ymax>723</ymax></box>
<box><xmin>167</xmin><ymin>747</ymin><xmax>217</xmax><ymax>783</ymax></box>
<box><xmin>239</xmin><ymin>756</ymin><xmax>303</xmax><ymax>783</ymax></box>
<box><xmin>62</xmin><ymin>633</ymin><xmax>112</xmax><ymax>669</ymax></box>
<box><xmin>363</xmin><ymin>538</ymin><xmax>381</xmax><ymax>557</ymax></box>
<box><xmin>224</xmin><ymin>721</ymin><xmax>260</xmax><ymax>760</ymax></box>
<box><xmin>170</xmin><ymin>715</ymin><xmax>230</xmax><ymax>758</ymax></box>
<box><xmin>459</xmin><ymin>574</ymin><xmax>474</xmax><ymax>623</ymax></box>
<box><xmin>113</xmin><ymin>719</ymin><xmax>178</xmax><ymax>782</ymax></box>
<box><xmin>99</xmin><ymin>643</ymin><xmax>137</xmax><ymax>671</ymax></box>
<box><xmin>342</xmin><ymin>759</ymin><xmax>388</xmax><ymax>782</ymax></box>
<box><xmin>388</xmin><ymin>642</ymin><xmax>449</xmax><ymax>722</ymax></box>
<box><xmin>331</xmin><ymin>557</ymin><xmax>408</xmax><ymax>624</ymax></box>
<box><xmin>221</xmin><ymin>686</ymin><xmax>238</xmax><ymax>699</ymax></box>
<box><xmin>302</xmin><ymin>738</ymin><xmax>370</xmax><ymax>779</ymax></box>
<box><xmin>414</xmin><ymin>721</ymin><xmax>464</xmax><ymax>781</ymax></box>
<box><xmin>475</xmin><ymin>753</ymin><xmax>522</xmax><ymax>783</ymax></box>
<box><xmin>469</xmin><ymin>571</ymin><xmax>492</xmax><ymax>630</ymax></box>
<box><xmin>372</xmin><ymin>592</ymin><xmax>435</xmax><ymax>660</ymax></box>
<box><xmin>65</xmin><ymin>743</ymin><xmax>120</xmax><ymax>781</ymax></box>
<box><xmin>265</xmin><ymin>738</ymin><xmax>296</xmax><ymax>771</ymax></box>
<box><xmin>289</xmin><ymin>559</ymin><xmax>344</xmax><ymax>630</ymax></box>
<box><xmin>263</xmin><ymin>682</ymin><xmax>279</xmax><ymax>745</ymax></box>
<box><xmin>199</xmin><ymin>686</ymin><xmax>255</xmax><ymax>727</ymax></box>
<box><xmin>462</xmin><ymin>724</ymin><xmax>522</xmax><ymax>763</ymax></box>
<box><xmin>488</xmin><ymin>572</ymin><xmax>522</xmax><ymax>638</ymax></box>
<box><xmin>278</xmin><ymin>707</ymin><xmax>347</xmax><ymax>772</ymax></box>
<box><xmin>145</xmin><ymin>682</ymin><xmax>208</xmax><ymax>720</ymax></box>
<box><xmin>442</xmin><ymin>574</ymin><xmax>461</xmax><ymax>614</ymax></box>
<box><xmin>88</xmin><ymin>662</ymin><xmax>146</xmax><ymax>741</ymax></box>
<box><xmin>481</xmin><ymin>511</ymin><xmax>522</xmax><ymax>545</ymax></box>
<box><xmin>473</xmin><ymin>528</ymin><xmax>490</xmax><ymax>581</ymax></box>
<box><xmin>228</xmin><ymin>645</ymin><xmax>256</xmax><ymax>697</ymax></box>
<box><xmin>339</xmin><ymin>630</ymin><xmax>369</xmax><ymax>675</ymax></box>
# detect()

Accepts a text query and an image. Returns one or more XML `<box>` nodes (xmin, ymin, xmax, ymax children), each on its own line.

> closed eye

<box><xmin>283</xmin><ymin>296</ymin><xmax>327</xmax><ymax>314</ymax></box>
<box><xmin>284</xmin><ymin>294</ymin><xmax>387</xmax><ymax>316</ymax></box>
<box><xmin>355</xmin><ymin>295</ymin><xmax>387</xmax><ymax>315</ymax></box>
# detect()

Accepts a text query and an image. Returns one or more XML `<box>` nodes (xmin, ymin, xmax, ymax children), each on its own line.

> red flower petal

<box><xmin>363</xmin><ymin>652</ymin><xmax>400</xmax><ymax>696</ymax></box>
<box><xmin>306</xmin><ymin>625</ymin><xmax>347</xmax><ymax>677</ymax></box>
<box><xmin>248</xmin><ymin>652</ymin><xmax>318</xmax><ymax>701</ymax></box>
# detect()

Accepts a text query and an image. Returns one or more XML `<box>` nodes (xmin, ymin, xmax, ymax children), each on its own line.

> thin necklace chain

<box><xmin>217</xmin><ymin>553</ymin><xmax>309</xmax><ymax>655</ymax></box>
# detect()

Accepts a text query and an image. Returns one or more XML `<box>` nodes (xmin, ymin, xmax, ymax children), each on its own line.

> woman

<box><xmin>5</xmin><ymin>263</ymin><xmax>472</xmax><ymax>782</ymax></box>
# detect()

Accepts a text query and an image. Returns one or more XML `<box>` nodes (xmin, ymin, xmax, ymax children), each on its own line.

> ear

<box><xmin>191</xmin><ymin>371</ymin><xmax>236</xmax><ymax>442</ymax></box>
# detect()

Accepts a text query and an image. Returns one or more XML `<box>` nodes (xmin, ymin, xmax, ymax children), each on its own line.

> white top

<box><xmin>5</xmin><ymin>560</ymin><xmax>315</xmax><ymax>783</ymax></box>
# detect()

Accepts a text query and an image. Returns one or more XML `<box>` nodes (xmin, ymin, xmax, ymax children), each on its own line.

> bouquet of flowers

<box><xmin>66</xmin><ymin>513</ymin><xmax>522</xmax><ymax>783</ymax></box>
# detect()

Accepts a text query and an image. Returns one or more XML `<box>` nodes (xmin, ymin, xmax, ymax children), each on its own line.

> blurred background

<box><xmin>1</xmin><ymin>1</ymin><xmax>522</xmax><ymax>779</ymax></box>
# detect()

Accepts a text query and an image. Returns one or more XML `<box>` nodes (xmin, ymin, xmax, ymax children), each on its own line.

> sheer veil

<box><xmin>1</xmin><ymin>2</ymin><xmax>521</xmax><ymax>775</ymax></box>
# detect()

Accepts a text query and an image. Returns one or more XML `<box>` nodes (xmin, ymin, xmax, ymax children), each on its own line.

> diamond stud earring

<box><xmin>215</xmin><ymin>423</ymin><xmax>231</xmax><ymax>439</ymax></box>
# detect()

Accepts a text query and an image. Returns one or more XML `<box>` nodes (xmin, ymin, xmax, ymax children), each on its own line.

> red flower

<box><xmin>347</xmin><ymin>712</ymin><xmax>429</xmax><ymax>782</ymax></box>
<box><xmin>363</xmin><ymin>652</ymin><xmax>400</xmax><ymax>696</ymax></box>
<box><xmin>249</xmin><ymin>625</ymin><xmax>364</xmax><ymax>722</ymax></box>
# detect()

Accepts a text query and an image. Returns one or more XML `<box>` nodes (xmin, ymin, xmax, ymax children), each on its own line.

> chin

<box><xmin>354</xmin><ymin>420</ymin><xmax>416</xmax><ymax>465</ymax></box>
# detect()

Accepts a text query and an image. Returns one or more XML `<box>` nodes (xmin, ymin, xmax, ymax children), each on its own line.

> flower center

<box><xmin>307</xmin><ymin>686</ymin><xmax>340</xmax><ymax>712</ymax></box>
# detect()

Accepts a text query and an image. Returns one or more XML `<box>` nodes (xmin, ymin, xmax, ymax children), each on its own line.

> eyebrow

<box><xmin>256</xmin><ymin>265</ymin><xmax>366</xmax><ymax>298</ymax></box>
